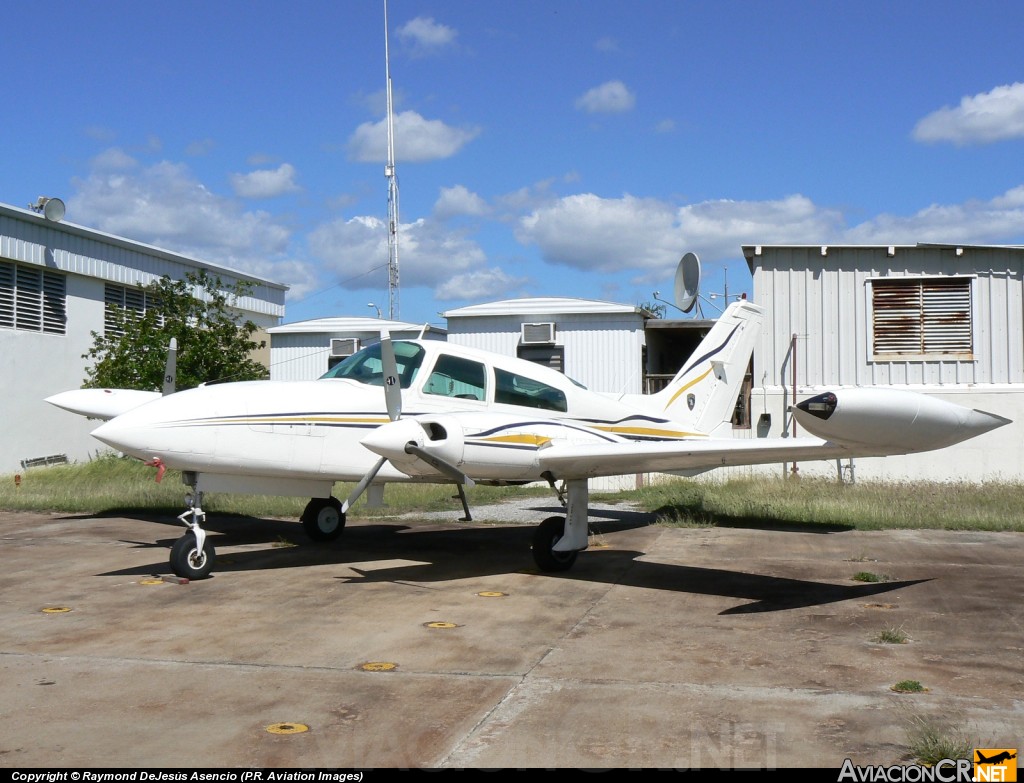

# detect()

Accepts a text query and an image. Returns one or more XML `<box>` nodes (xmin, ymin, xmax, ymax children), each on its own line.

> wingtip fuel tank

<box><xmin>793</xmin><ymin>388</ymin><xmax>1011</xmax><ymax>454</ymax></box>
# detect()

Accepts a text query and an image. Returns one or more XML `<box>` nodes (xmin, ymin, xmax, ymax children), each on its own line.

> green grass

<box><xmin>874</xmin><ymin>626</ymin><xmax>910</xmax><ymax>644</ymax></box>
<box><xmin>0</xmin><ymin>452</ymin><xmax>548</xmax><ymax>518</ymax></box>
<box><xmin>902</xmin><ymin>712</ymin><xmax>976</xmax><ymax>765</ymax></box>
<box><xmin>853</xmin><ymin>571</ymin><xmax>893</xmax><ymax>583</ymax></box>
<box><xmin>4</xmin><ymin>457</ymin><xmax>1024</xmax><ymax>532</ymax></box>
<box><xmin>602</xmin><ymin>476</ymin><xmax>1024</xmax><ymax>532</ymax></box>
<box><xmin>892</xmin><ymin>679</ymin><xmax>927</xmax><ymax>693</ymax></box>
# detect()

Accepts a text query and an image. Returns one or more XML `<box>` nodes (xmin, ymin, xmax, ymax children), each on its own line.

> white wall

<box><xmin>447</xmin><ymin>312</ymin><xmax>646</xmax><ymax>394</ymax></box>
<box><xmin>3</xmin><ymin>274</ymin><xmax>107</xmax><ymax>473</ymax></box>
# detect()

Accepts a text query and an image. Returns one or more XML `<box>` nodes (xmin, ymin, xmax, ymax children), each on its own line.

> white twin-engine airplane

<box><xmin>47</xmin><ymin>301</ymin><xmax>1010</xmax><ymax>581</ymax></box>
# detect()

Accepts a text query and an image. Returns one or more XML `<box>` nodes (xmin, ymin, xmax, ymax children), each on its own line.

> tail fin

<box><xmin>643</xmin><ymin>300</ymin><xmax>763</xmax><ymax>433</ymax></box>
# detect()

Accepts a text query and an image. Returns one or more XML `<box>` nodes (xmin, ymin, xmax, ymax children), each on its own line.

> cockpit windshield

<box><xmin>319</xmin><ymin>340</ymin><xmax>426</xmax><ymax>388</ymax></box>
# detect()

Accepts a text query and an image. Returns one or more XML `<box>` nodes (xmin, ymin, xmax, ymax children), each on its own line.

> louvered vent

<box><xmin>872</xmin><ymin>277</ymin><xmax>972</xmax><ymax>357</ymax></box>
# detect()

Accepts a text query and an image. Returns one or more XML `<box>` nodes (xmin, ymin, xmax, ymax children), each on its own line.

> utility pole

<box><xmin>384</xmin><ymin>0</ymin><xmax>400</xmax><ymax>320</ymax></box>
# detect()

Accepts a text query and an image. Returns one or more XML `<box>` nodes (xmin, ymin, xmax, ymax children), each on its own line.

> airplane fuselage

<box><xmin>90</xmin><ymin>341</ymin><xmax>699</xmax><ymax>486</ymax></box>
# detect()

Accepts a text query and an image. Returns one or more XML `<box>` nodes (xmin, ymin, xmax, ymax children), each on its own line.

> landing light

<box><xmin>796</xmin><ymin>392</ymin><xmax>837</xmax><ymax>420</ymax></box>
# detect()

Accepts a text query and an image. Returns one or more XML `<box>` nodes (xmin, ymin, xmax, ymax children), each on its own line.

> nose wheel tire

<box><xmin>301</xmin><ymin>497</ymin><xmax>346</xmax><ymax>541</ymax></box>
<box><xmin>169</xmin><ymin>533</ymin><xmax>216</xmax><ymax>580</ymax></box>
<box><xmin>532</xmin><ymin>515</ymin><xmax>578</xmax><ymax>572</ymax></box>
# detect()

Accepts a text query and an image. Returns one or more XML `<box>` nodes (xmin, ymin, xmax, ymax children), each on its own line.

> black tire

<box><xmin>169</xmin><ymin>534</ymin><xmax>216</xmax><ymax>580</ymax></box>
<box><xmin>301</xmin><ymin>497</ymin><xmax>346</xmax><ymax>542</ymax></box>
<box><xmin>532</xmin><ymin>515</ymin><xmax>578</xmax><ymax>572</ymax></box>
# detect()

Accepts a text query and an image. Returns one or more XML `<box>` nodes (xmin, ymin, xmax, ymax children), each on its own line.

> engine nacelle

<box><xmin>360</xmin><ymin>415</ymin><xmax>468</xmax><ymax>479</ymax></box>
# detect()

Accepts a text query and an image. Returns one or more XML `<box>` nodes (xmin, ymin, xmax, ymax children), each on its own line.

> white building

<box><xmin>743</xmin><ymin>243</ymin><xmax>1024</xmax><ymax>482</ymax></box>
<box><xmin>442</xmin><ymin>297</ymin><xmax>650</xmax><ymax>393</ymax></box>
<box><xmin>267</xmin><ymin>317</ymin><xmax>446</xmax><ymax>381</ymax></box>
<box><xmin>1</xmin><ymin>201</ymin><xmax>286</xmax><ymax>475</ymax></box>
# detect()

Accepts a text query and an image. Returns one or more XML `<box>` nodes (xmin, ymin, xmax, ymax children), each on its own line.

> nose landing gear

<box><xmin>169</xmin><ymin>486</ymin><xmax>215</xmax><ymax>580</ymax></box>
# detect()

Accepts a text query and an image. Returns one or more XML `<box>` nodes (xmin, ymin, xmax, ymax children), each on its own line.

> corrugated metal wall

<box><xmin>739</xmin><ymin>245</ymin><xmax>1024</xmax><ymax>482</ymax></box>
<box><xmin>447</xmin><ymin>312</ymin><xmax>646</xmax><ymax>393</ymax></box>
<box><xmin>751</xmin><ymin>246</ymin><xmax>1024</xmax><ymax>389</ymax></box>
<box><xmin>0</xmin><ymin>211</ymin><xmax>285</xmax><ymax>319</ymax></box>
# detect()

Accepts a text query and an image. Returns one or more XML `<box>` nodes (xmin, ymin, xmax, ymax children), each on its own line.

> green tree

<box><xmin>83</xmin><ymin>271</ymin><xmax>269</xmax><ymax>391</ymax></box>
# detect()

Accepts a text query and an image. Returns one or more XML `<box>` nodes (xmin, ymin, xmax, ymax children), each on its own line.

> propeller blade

<box><xmin>380</xmin><ymin>332</ymin><xmax>402</xmax><ymax>421</ymax></box>
<box><xmin>404</xmin><ymin>443</ymin><xmax>476</xmax><ymax>488</ymax></box>
<box><xmin>162</xmin><ymin>337</ymin><xmax>177</xmax><ymax>396</ymax></box>
<box><xmin>341</xmin><ymin>456</ymin><xmax>388</xmax><ymax>514</ymax></box>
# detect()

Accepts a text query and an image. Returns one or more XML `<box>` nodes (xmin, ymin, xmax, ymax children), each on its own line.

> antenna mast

<box><xmin>384</xmin><ymin>0</ymin><xmax>400</xmax><ymax>320</ymax></box>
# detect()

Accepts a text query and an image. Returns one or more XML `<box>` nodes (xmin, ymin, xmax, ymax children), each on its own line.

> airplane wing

<box><xmin>360</xmin><ymin>387</ymin><xmax>1010</xmax><ymax>484</ymax></box>
<box><xmin>534</xmin><ymin>436</ymin><xmax>859</xmax><ymax>479</ymax></box>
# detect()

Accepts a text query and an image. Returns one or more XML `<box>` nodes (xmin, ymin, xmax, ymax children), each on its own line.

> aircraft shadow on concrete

<box><xmin>94</xmin><ymin>509</ymin><xmax>926</xmax><ymax>614</ymax></box>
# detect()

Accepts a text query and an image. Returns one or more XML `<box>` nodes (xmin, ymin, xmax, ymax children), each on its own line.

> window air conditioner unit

<box><xmin>521</xmin><ymin>322</ymin><xmax>556</xmax><ymax>345</ymax></box>
<box><xmin>330</xmin><ymin>337</ymin><xmax>360</xmax><ymax>357</ymax></box>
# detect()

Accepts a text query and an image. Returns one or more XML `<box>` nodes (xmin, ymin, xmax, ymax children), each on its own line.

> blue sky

<box><xmin>4</xmin><ymin>0</ymin><xmax>1024</xmax><ymax>327</ymax></box>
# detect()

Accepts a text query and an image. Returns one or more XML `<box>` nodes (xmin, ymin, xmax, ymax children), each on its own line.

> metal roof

<box><xmin>742</xmin><ymin>242</ymin><xmax>1024</xmax><ymax>272</ymax></box>
<box><xmin>267</xmin><ymin>316</ymin><xmax>445</xmax><ymax>335</ymax></box>
<box><xmin>443</xmin><ymin>297</ymin><xmax>644</xmax><ymax>318</ymax></box>
<box><xmin>0</xmin><ymin>201</ymin><xmax>288</xmax><ymax>291</ymax></box>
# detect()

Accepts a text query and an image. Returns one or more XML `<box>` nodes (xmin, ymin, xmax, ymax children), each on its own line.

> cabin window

<box><xmin>0</xmin><ymin>260</ymin><xmax>66</xmax><ymax>335</ymax></box>
<box><xmin>424</xmin><ymin>354</ymin><xmax>487</xmax><ymax>401</ymax></box>
<box><xmin>517</xmin><ymin>344</ymin><xmax>564</xmax><ymax>372</ymax></box>
<box><xmin>494</xmin><ymin>368</ymin><xmax>567</xmax><ymax>412</ymax></box>
<box><xmin>870</xmin><ymin>277</ymin><xmax>973</xmax><ymax>360</ymax></box>
<box><xmin>319</xmin><ymin>340</ymin><xmax>424</xmax><ymax>388</ymax></box>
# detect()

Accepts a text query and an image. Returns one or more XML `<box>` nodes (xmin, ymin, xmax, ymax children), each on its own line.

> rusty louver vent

<box><xmin>872</xmin><ymin>277</ymin><xmax>972</xmax><ymax>356</ymax></box>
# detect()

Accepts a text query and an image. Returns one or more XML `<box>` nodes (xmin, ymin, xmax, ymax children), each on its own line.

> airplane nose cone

<box><xmin>360</xmin><ymin>418</ymin><xmax>425</xmax><ymax>460</ymax></box>
<box><xmin>90</xmin><ymin>417</ymin><xmax>140</xmax><ymax>455</ymax></box>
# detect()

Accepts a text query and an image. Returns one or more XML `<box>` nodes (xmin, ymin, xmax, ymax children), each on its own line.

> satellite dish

<box><xmin>673</xmin><ymin>252</ymin><xmax>701</xmax><ymax>313</ymax></box>
<box><xmin>33</xmin><ymin>197</ymin><xmax>66</xmax><ymax>222</ymax></box>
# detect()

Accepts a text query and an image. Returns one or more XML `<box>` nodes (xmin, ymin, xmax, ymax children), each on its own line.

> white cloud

<box><xmin>516</xmin><ymin>192</ymin><xmax>846</xmax><ymax>276</ymax></box>
<box><xmin>655</xmin><ymin>119</ymin><xmax>676</xmax><ymax>134</ymax></box>
<box><xmin>435</xmin><ymin>267</ymin><xmax>529</xmax><ymax>300</ymax></box>
<box><xmin>67</xmin><ymin>154</ymin><xmax>318</xmax><ymax>295</ymax></box>
<box><xmin>434</xmin><ymin>185</ymin><xmax>489</xmax><ymax>219</ymax></box>
<box><xmin>90</xmin><ymin>147</ymin><xmax>138</xmax><ymax>171</ymax></box>
<box><xmin>230</xmin><ymin>163</ymin><xmax>301</xmax><ymax>199</ymax></box>
<box><xmin>511</xmin><ymin>184</ymin><xmax>1024</xmax><ymax>291</ymax></box>
<box><xmin>517</xmin><ymin>193</ymin><xmax>676</xmax><ymax>271</ymax></box>
<box><xmin>348</xmin><ymin>110</ymin><xmax>481</xmax><ymax>163</ymax></box>
<box><xmin>677</xmin><ymin>195</ymin><xmax>845</xmax><ymax>258</ymax></box>
<box><xmin>913</xmin><ymin>82</ymin><xmax>1024</xmax><ymax>145</ymax></box>
<box><xmin>595</xmin><ymin>37</ymin><xmax>619</xmax><ymax>53</ymax></box>
<box><xmin>574</xmin><ymin>80</ymin><xmax>635</xmax><ymax>114</ymax></box>
<box><xmin>308</xmin><ymin>215</ymin><xmax>488</xmax><ymax>295</ymax></box>
<box><xmin>843</xmin><ymin>186</ymin><xmax>1024</xmax><ymax>245</ymax></box>
<box><xmin>397</xmin><ymin>16</ymin><xmax>457</xmax><ymax>54</ymax></box>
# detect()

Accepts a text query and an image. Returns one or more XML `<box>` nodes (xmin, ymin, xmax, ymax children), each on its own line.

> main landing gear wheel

<box><xmin>170</xmin><ymin>533</ymin><xmax>216</xmax><ymax>580</ymax></box>
<box><xmin>532</xmin><ymin>515</ymin><xmax>578</xmax><ymax>572</ymax></box>
<box><xmin>301</xmin><ymin>497</ymin><xmax>346</xmax><ymax>542</ymax></box>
